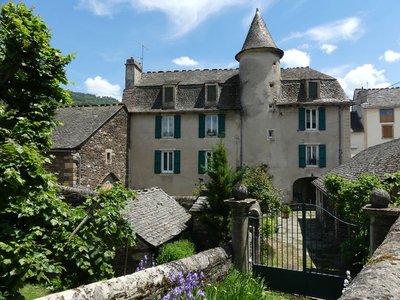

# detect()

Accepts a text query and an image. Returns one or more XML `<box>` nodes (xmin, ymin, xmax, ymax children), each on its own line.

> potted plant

<box><xmin>281</xmin><ymin>204</ymin><xmax>291</xmax><ymax>219</ymax></box>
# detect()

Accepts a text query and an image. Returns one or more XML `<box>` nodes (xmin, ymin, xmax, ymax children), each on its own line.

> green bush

<box><xmin>156</xmin><ymin>240</ymin><xmax>195</xmax><ymax>265</ymax></box>
<box><xmin>242</xmin><ymin>164</ymin><xmax>282</xmax><ymax>212</ymax></box>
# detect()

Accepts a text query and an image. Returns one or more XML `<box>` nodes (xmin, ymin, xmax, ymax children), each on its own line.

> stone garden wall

<box><xmin>339</xmin><ymin>215</ymin><xmax>400</xmax><ymax>299</ymax></box>
<box><xmin>37</xmin><ymin>246</ymin><xmax>232</xmax><ymax>300</ymax></box>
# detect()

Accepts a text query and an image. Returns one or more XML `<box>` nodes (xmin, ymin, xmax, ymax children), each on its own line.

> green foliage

<box><xmin>242</xmin><ymin>164</ymin><xmax>282</xmax><ymax>212</ymax></box>
<box><xmin>156</xmin><ymin>240</ymin><xmax>195</xmax><ymax>265</ymax></box>
<box><xmin>204</xmin><ymin>269</ymin><xmax>272</xmax><ymax>300</ymax></box>
<box><xmin>0</xmin><ymin>3</ymin><xmax>136</xmax><ymax>297</ymax></box>
<box><xmin>202</xmin><ymin>141</ymin><xmax>243</xmax><ymax>247</ymax></box>
<box><xmin>324</xmin><ymin>172</ymin><xmax>400</xmax><ymax>269</ymax></box>
<box><xmin>52</xmin><ymin>184</ymin><xmax>136</xmax><ymax>290</ymax></box>
<box><xmin>69</xmin><ymin>91</ymin><xmax>119</xmax><ymax>105</ymax></box>
<box><xmin>20</xmin><ymin>284</ymin><xmax>49</xmax><ymax>300</ymax></box>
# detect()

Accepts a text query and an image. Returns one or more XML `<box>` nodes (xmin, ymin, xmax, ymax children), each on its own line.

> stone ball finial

<box><xmin>370</xmin><ymin>189</ymin><xmax>390</xmax><ymax>208</ymax></box>
<box><xmin>232</xmin><ymin>182</ymin><xmax>248</xmax><ymax>200</ymax></box>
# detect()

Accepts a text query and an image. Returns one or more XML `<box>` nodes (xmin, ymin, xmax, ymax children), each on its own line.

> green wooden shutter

<box><xmin>199</xmin><ymin>114</ymin><xmax>205</xmax><ymax>138</ymax></box>
<box><xmin>298</xmin><ymin>145</ymin><xmax>306</xmax><ymax>168</ymax></box>
<box><xmin>174</xmin><ymin>150</ymin><xmax>181</xmax><ymax>174</ymax></box>
<box><xmin>218</xmin><ymin>114</ymin><xmax>225</xmax><ymax>138</ymax></box>
<box><xmin>309</xmin><ymin>82</ymin><xmax>318</xmax><ymax>99</ymax></box>
<box><xmin>198</xmin><ymin>150</ymin><xmax>206</xmax><ymax>174</ymax></box>
<box><xmin>174</xmin><ymin>115</ymin><xmax>181</xmax><ymax>138</ymax></box>
<box><xmin>298</xmin><ymin>108</ymin><xmax>305</xmax><ymax>131</ymax></box>
<box><xmin>207</xmin><ymin>85</ymin><xmax>217</xmax><ymax>102</ymax></box>
<box><xmin>319</xmin><ymin>144</ymin><xmax>326</xmax><ymax>168</ymax></box>
<box><xmin>318</xmin><ymin>107</ymin><xmax>326</xmax><ymax>131</ymax></box>
<box><xmin>155</xmin><ymin>116</ymin><xmax>162</xmax><ymax>139</ymax></box>
<box><xmin>154</xmin><ymin>150</ymin><xmax>161</xmax><ymax>174</ymax></box>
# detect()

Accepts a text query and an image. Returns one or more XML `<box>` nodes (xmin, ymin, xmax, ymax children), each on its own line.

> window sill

<box><xmin>305</xmin><ymin>165</ymin><xmax>319</xmax><ymax>168</ymax></box>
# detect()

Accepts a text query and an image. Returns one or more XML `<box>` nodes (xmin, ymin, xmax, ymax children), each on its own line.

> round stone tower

<box><xmin>236</xmin><ymin>9</ymin><xmax>284</xmax><ymax>166</ymax></box>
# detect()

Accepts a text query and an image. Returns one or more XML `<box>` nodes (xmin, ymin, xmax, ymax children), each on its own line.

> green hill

<box><xmin>69</xmin><ymin>91</ymin><xmax>119</xmax><ymax>105</ymax></box>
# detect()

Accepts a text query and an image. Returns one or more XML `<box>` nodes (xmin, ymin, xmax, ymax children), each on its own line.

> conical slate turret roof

<box><xmin>235</xmin><ymin>9</ymin><xmax>284</xmax><ymax>61</ymax></box>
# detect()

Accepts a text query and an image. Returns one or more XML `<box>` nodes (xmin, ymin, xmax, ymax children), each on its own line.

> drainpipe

<box><xmin>338</xmin><ymin>106</ymin><xmax>343</xmax><ymax>165</ymax></box>
<box><xmin>240</xmin><ymin>110</ymin><xmax>243</xmax><ymax>167</ymax></box>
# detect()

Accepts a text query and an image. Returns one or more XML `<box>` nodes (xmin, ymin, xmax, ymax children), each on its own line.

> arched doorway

<box><xmin>293</xmin><ymin>177</ymin><xmax>317</xmax><ymax>204</ymax></box>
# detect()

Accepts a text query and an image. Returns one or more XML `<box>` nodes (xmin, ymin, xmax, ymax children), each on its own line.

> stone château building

<box><xmin>122</xmin><ymin>9</ymin><xmax>350</xmax><ymax>201</ymax></box>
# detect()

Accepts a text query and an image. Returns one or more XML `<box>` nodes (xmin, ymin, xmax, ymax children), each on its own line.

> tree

<box><xmin>242</xmin><ymin>164</ymin><xmax>282</xmax><ymax>212</ymax></box>
<box><xmin>201</xmin><ymin>141</ymin><xmax>243</xmax><ymax>247</ymax></box>
<box><xmin>0</xmin><ymin>3</ymin><xmax>135</xmax><ymax>297</ymax></box>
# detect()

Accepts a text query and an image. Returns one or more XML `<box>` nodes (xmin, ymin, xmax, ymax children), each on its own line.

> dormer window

<box><xmin>307</xmin><ymin>81</ymin><xmax>319</xmax><ymax>99</ymax></box>
<box><xmin>205</xmin><ymin>83</ymin><xmax>218</xmax><ymax>106</ymax></box>
<box><xmin>163</xmin><ymin>85</ymin><xmax>175</xmax><ymax>107</ymax></box>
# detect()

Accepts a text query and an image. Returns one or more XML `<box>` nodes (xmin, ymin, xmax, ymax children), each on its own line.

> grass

<box><xmin>203</xmin><ymin>269</ymin><xmax>296</xmax><ymax>300</ymax></box>
<box><xmin>20</xmin><ymin>284</ymin><xmax>49</xmax><ymax>300</ymax></box>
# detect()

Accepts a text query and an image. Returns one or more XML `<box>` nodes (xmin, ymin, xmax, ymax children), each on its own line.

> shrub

<box><xmin>242</xmin><ymin>164</ymin><xmax>282</xmax><ymax>212</ymax></box>
<box><xmin>156</xmin><ymin>240</ymin><xmax>195</xmax><ymax>265</ymax></box>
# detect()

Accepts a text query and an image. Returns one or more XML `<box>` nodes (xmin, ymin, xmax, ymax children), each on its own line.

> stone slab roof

<box><xmin>51</xmin><ymin>104</ymin><xmax>124</xmax><ymax>149</ymax></box>
<box><xmin>124</xmin><ymin>187</ymin><xmax>191</xmax><ymax>247</ymax></box>
<box><xmin>351</xmin><ymin>111</ymin><xmax>364</xmax><ymax>132</ymax></box>
<box><xmin>313</xmin><ymin>138</ymin><xmax>400</xmax><ymax>192</ymax></box>
<box><xmin>123</xmin><ymin>67</ymin><xmax>348</xmax><ymax>112</ymax></box>
<box><xmin>354</xmin><ymin>87</ymin><xmax>400</xmax><ymax>108</ymax></box>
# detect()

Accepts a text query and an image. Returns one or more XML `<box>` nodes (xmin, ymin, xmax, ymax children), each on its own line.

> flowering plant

<box><xmin>162</xmin><ymin>271</ymin><xmax>205</xmax><ymax>300</ymax></box>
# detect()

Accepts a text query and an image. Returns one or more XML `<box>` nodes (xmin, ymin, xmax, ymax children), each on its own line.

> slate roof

<box><xmin>313</xmin><ymin>138</ymin><xmax>400</xmax><ymax>192</ymax></box>
<box><xmin>51</xmin><ymin>104</ymin><xmax>124</xmax><ymax>149</ymax></box>
<box><xmin>351</xmin><ymin>111</ymin><xmax>364</xmax><ymax>132</ymax></box>
<box><xmin>124</xmin><ymin>187</ymin><xmax>191</xmax><ymax>247</ymax></box>
<box><xmin>354</xmin><ymin>87</ymin><xmax>400</xmax><ymax>108</ymax></box>
<box><xmin>123</xmin><ymin>67</ymin><xmax>348</xmax><ymax>112</ymax></box>
<box><xmin>235</xmin><ymin>9</ymin><xmax>283</xmax><ymax>60</ymax></box>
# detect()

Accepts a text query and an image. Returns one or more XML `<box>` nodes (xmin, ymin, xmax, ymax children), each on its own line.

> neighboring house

<box><xmin>313</xmin><ymin>138</ymin><xmax>400</xmax><ymax>209</ymax></box>
<box><xmin>48</xmin><ymin>104</ymin><xmax>128</xmax><ymax>188</ymax></box>
<box><xmin>122</xmin><ymin>9</ymin><xmax>350</xmax><ymax>201</ymax></box>
<box><xmin>351</xmin><ymin>87</ymin><xmax>400</xmax><ymax>156</ymax></box>
<box><xmin>121</xmin><ymin>187</ymin><xmax>191</xmax><ymax>273</ymax></box>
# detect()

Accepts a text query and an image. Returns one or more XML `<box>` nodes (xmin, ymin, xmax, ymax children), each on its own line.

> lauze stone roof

<box><xmin>354</xmin><ymin>87</ymin><xmax>400</xmax><ymax>108</ymax></box>
<box><xmin>313</xmin><ymin>138</ymin><xmax>400</xmax><ymax>192</ymax></box>
<box><xmin>51</xmin><ymin>104</ymin><xmax>124</xmax><ymax>149</ymax></box>
<box><xmin>123</xmin><ymin>67</ymin><xmax>348</xmax><ymax>112</ymax></box>
<box><xmin>124</xmin><ymin>187</ymin><xmax>191</xmax><ymax>247</ymax></box>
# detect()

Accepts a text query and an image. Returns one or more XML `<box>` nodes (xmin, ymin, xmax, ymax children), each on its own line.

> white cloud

<box><xmin>84</xmin><ymin>76</ymin><xmax>122</xmax><ymax>100</ymax></box>
<box><xmin>380</xmin><ymin>49</ymin><xmax>400</xmax><ymax>63</ymax></box>
<box><xmin>320</xmin><ymin>44</ymin><xmax>337</xmax><ymax>54</ymax></box>
<box><xmin>172</xmin><ymin>56</ymin><xmax>199</xmax><ymax>67</ymax></box>
<box><xmin>281</xmin><ymin>49</ymin><xmax>310</xmax><ymax>68</ymax></box>
<box><xmin>337</xmin><ymin>64</ymin><xmax>390</xmax><ymax>97</ymax></box>
<box><xmin>284</xmin><ymin>17</ymin><xmax>363</xmax><ymax>43</ymax></box>
<box><xmin>78</xmin><ymin>0</ymin><xmax>263</xmax><ymax>37</ymax></box>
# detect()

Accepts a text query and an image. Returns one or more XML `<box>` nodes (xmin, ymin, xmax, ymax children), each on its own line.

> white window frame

<box><xmin>161</xmin><ymin>150</ymin><xmax>174</xmax><ymax>174</ymax></box>
<box><xmin>305</xmin><ymin>108</ymin><xmax>318</xmax><ymax>130</ymax></box>
<box><xmin>205</xmin><ymin>151</ymin><xmax>213</xmax><ymax>170</ymax></box>
<box><xmin>205</xmin><ymin>115</ymin><xmax>218</xmax><ymax>137</ymax></box>
<box><xmin>306</xmin><ymin>145</ymin><xmax>319</xmax><ymax>167</ymax></box>
<box><xmin>205</xmin><ymin>83</ymin><xmax>218</xmax><ymax>105</ymax></box>
<box><xmin>161</xmin><ymin>115</ymin><xmax>174</xmax><ymax>138</ymax></box>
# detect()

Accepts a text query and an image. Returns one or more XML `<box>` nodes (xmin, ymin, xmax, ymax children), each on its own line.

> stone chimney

<box><xmin>125</xmin><ymin>58</ymin><xmax>142</xmax><ymax>89</ymax></box>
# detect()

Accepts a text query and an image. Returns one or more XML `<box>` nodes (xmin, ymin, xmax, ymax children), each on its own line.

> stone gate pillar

<box><xmin>225</xmin><ymin>198</ymin><xmax>256</xmax><ymax>273</ymax></box>
<box><xmin>363</xmin><ymin>189</ymin><xmax>400</xmax><ymax>256</ymax></box>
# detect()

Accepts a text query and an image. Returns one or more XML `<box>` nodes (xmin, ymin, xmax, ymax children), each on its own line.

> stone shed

<box><xmin>47</xmin><ymin>104</ymin><xmax>128</xmax><ymax>188</ymax></box>
<box><xmin>118</xmin><ymin>187</ymin><xmax>191</xmax><ymax>274</ymax></box>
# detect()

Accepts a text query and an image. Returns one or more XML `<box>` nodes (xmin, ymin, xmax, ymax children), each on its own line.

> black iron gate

<box><xmin>249</xmin><ymin>203</ymin><xmax>356</xmax><ymax>299</ymax></box>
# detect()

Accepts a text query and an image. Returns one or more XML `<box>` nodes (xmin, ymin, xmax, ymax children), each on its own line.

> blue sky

<box><xmin>18</xmin><ymin>0</ymin><xmax>400</xmax><ymax>100</ymax></box>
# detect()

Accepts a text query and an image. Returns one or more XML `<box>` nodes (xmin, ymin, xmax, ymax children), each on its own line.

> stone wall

<box><xmin>37</xmin><ymin>246</ymin><xmax>232</xmax><ymax>300</ymax></box>
<box><xmin>339</xmin><ymin>216</ymin><xmax>400</xmax><ymax>299</ymax></box>
<box><xmin>79</xmin><ymin>107</ymin><xmax>128</xmax><ymax>188</ymax></box>
<box><xmin>47</xmin><ymin>151</ymin><xmax>77</xmax><ymax>186</ymax></box>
